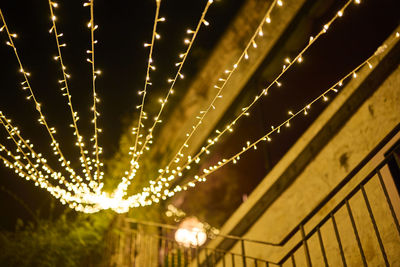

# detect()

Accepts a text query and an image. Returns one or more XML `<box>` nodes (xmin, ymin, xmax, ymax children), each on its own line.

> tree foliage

<box><xmin>0</xmin><ymin>212</ymin><xmax>112</xmax><ymax>267</ymax></box>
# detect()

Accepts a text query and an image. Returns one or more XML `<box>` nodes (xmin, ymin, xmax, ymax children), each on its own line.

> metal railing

<box><xmin>106</xmin><ymin>124</ymin><xmax>400</xmax><ymax>266</ymax></box>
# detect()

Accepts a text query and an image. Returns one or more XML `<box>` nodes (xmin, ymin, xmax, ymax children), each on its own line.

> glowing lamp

<box><xmin>175</xmin><ymin>217</ymin><xmax>207</xmax><ymax>247</ymax></box>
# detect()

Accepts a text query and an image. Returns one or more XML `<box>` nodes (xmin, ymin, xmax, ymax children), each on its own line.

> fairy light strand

<box><xmin>0</xmin><ymin>112</ymin><xmax>91</xmax><ymax>195</ymax></box>
<box><xmin>84</xmin><ymin>0</ymin><xmax>104</xmax><ymax>183</ymax></box>
<box><xmin>157</xmin><ymin>32</ymin><xmax>398</xmax><ymax>199</ymax></box>
<box><xmin>1</xmin><ymin>0</ymin><xmax>398</xmax><ymax>212</ymax></box>
<box><xmin>130</xmin><ymin>0</ymin><xmax>214</xmax><ymax>172</ymax></box>
<box><xmin>136</xmin><ymin>0</ymin><xmax>364</xmax><ymax>200</ymax></box>
<box><xmin>48</xmin><ymin>1</ymin><xmax>97</xmax><ymax>188</ymax></box>
<box><xmin>115</xmin><ymin>0</ymin><xmax>214</xmax><ymax>200</ymax></box>
<box><xmin>130</xmin><ymin>0</ymin><xmax>162</xmax><ymax>177</ymax></box>
<box><xmin>0</xmin><ymin>9</ymin><xmax>88</xmax><ymax>190</ymax></box>
<box><xmin>153</xmin><ymin>0</ymin><xmax>281</xmax><ymax>185</ymax></box>
<box><xmin>0</xmin><ymin>147</ymin><xmax>99</xmax><ymax>212</ymax></box>
<box><xmin>0</xmin><ymin>130</ymin><xmax>81</xmax><ymax>206</ymax></box>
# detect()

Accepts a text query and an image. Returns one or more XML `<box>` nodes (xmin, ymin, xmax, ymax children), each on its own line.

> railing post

<box><xmin>345</xmin><ymin>199</ymin><xmax>367</xmax><ymax>266</ymax></box>
<box><xmin>361</xmin><ymin>185</ymin><xmax>389</xmax><ymax>266</ymax></box>
<box><xmin>316</xmin><ymin>227</ymin><xmax>328</xmax><ymax>267</ymax></box>
<box><xmin>377</xmin><ymin>170</ymin><xmax>400</xmax><ymax>235</ymax></box>
<box><xmin>300</xmin><ymin>224</ymin><xmax>312</xmax><ymax>267</ymax></box>
<box><xmin>240</xmin><ymin>239</ymin><xmax>247</xmax><ymax>267</ymax></box>
<box><xmin>196</xmin><ymin>233</ymin><xmax>200</xmax><ymax>267</ymax></box>
<box><xmin>331</xmin><ymin>213</ymin><xmax>346</xmax><ymax>267</ymax></box>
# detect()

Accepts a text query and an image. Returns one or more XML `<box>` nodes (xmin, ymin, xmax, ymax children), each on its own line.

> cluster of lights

<box><xmin>174</xmin><ymin>41</ymin><xmax>395</xmax><ymax>192</ymax></box>
<box><xmin>148</xmin><ymin>34</ymin><xmax>395</xmax><ymax>200</ymax></box>
<box><xmin>0</xmin><ymin>112</ymin><xmax>91</xmax><ymax>196</ymax></box>
<box><xmin>133</xmin><ymin>0</ymin><xmax>360</xmax><ymax>202</ymax></box>
<box><xmin>0</xmin><ymin>9</ymin><xmax>90</xmax><ymax>192</ymax></box>
<box><xmin>129</xmin><ymin>0</ymin><xmax>163</xmax><ymax>181</ymax></box>
<box><xmin>48</xmin><ymin>1</ymin><xmax>99</xmax><ymax>191</ymax></box>
<box><xmin>128</xmin><ymin>0</ymin><xmax>215</xmax><ymax>171</ymax></box>
<box><xmin>149</xmin><ymin>0</ymin><xmax>283</xmax><ymax>193</ymax></box>
<box><xmin>0</xmin><ymin>119</ymin><xmax>97</xmax><ymax>212</ymax></box>
<box><xmin>0</xmin><ymin>0</ymin><xmax>397</xmax><ymax>213</ymax></box>
<box><xmin>115</xmin><ymin>0</ymin><xmax>215</xmax><ymax>199</ymax></box>
<box><xmin>83</xmin><ymin>0</ymin><xmax>104</xmax><ymax>183</ymax></box>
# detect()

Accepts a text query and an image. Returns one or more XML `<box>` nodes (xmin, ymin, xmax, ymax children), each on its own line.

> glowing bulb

<box><xmin>266</xmin><ymin>17</ymin><xmax>271</xmax><ymax>23</ymax></box>
<box><xmin>298</xmin><ymin>56</ymin><xmax>303</xmax><ymax>63</ymax></box>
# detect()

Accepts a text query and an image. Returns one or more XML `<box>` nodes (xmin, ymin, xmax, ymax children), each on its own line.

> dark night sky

<box><xmin>0</xmin><ymin>0</ymin><xmax>245</xmax><ymax>230</ymax></box>
<box><xmin>0</xmin><ymin>0</ymin><xmax>399</xmax><ymax>229</ymax></box>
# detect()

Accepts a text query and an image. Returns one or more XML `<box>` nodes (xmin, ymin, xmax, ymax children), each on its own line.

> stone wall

<box><xmin>205</xmin><ymin>28</ymin><xmax>400</xmax><ymax>266</ymax></box>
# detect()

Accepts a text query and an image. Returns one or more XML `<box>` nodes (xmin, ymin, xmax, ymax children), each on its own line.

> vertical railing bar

<box><xmin>186</xmin><ymin>247</ymin><xmax>190</xmax><ymax>267</ymax></box>
<box><xmin>205</xmin><ymin>248</ymin><xmax>210</xmax><ymax>267</ymax></box>
<box><xmin>178</xmin><ymin>244</ymin><xmax>182</xmax><ymax>267</ymax></box>
<box><xmin>231</xmin><ymin>253</ymin><xmax>235</xmax><ymax>267</ymax></box>
<box><xmin>254</xmin><ymin>258</ymin><xmax>259</xmax><ymax>267</ymax></box>
<box><xmin>160</xmin><ymin>238</ymin><xmax>165</xmax><ymax>267</ymax></box>
<box><xmin>291</xmin><ymin>254</ymin><xmax>296</xmax><ymax>267</ymax></box>
<box><xmin>316</xmin><ymin>227</ymin><xmax>328</xmax><ymax>267</ymax></box>
<box><xmin>266</xmin><ymin>260</ymin><xmax>269</xmax><ymax>267</ymax></box>
<box><xmin>158</xmin><ymin>227</ymin><xmax>163</xmax><ymax>267</ymax></box>
<box><xmin>128</xmin><ymin>232</ymin><xmax>133</xmax><ymax>267</ymax></box>
<box><xmin>165</xmin><ymin>240</ymin><xmax>169</xmax><ymax>267</ymax></box>
<box><xmin>183</xmin><ymin>247</ymin><xmax>186</xmax><ymax>267</ymax></box>
<box><xmin>172</xmin><ymin>240</ymin><xmax>176</xmax><ymax>267</ymax></box>
<box><xmin>377</xmin><ymin>169</ymin><xmax>400</xmax><ymax>235</ymax></box>
<box><xmin>147</xmin><ymin>235</ymin><xmax>152</xmax><ymax>267</ymax></box>
<box><xmin>300</xmin><ymin>224</ymin><xmax>312</xmax><ymax>267</ymax></box>
<box><xmin>195</xmin><ymin>233</ymin><xmax>200</xmax><ymax>267</ymax></box>
<box><xmin>331</xmin><ymin>213</ymin><xmax>347</xmax><ymax>267</ymax></box>
<box><xmin>143</xmin><ymin>234</ymin><xmax>148</xmax><ymax>267</ymax></box>
<box><xmin>196</xmin><ymin>245</ymin><xmax>200</xmax><ymax>267</ymax></box>
<box><xmin>151</xmin><ymin>235</ymin><xmax>155</xmax><ymax>266</ymax></box>
<box><xmin>241</xmin><ymin>240</ymin><xmax>247</xmax><ymax>267</ymax></box>
<box><xmin>222</xmin><ymin>252</ymin><xmax>226</xmax><ymax>267</ymax></box>
<box><xmin>361</xmin><ymin>185</ymin><xmax>389</xmax><ymax>266</ymax></box>
<box><xmin>345</xmin><ymin>199</ymin><xmax>367</xmax><ymax>266</ymax></box>
<box><xmin>213</xmin><ymin>251</ymin><xmax>217</xmax><ymax>266</ymax></box>
<box><xmin>134</xmin><ymin>232</ymin><xmax>138</xmax><ymax>266</ymax></box>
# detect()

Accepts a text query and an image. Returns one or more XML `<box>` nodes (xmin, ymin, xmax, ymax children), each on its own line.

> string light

<box><xmin>0</xmin><ymin>1</ymin><xmax>397</xmax><ymax>212</ymax></box>
<box><xmin>130</xmin><ymin>0</ymin><xmax>214</xmax><ymax>168</ymax></box>
<box><xmin>0</xmin><ymin>113</ymin><xmax>92</xmax><ymax>196</ymax></box>
<box><xmin>82</xmin><ymin>0</ymin><xmax>104</xmax><ymax>185</ymax></box>
<box><xmin>164</xmin><ymin>36</ymin><xmax>396</xmax><ymax>198</ymax></box>
<box><xmin>47</xmin><ymin>1</ymin><xmax>98</xmax><ymax>189</ymax></box>
<box><xmin>0</xmin><ymin>9</ymin><xmax>89</xmax><ymax>191</ymax></box>
<box><xmin>119</xmin><ymin>0</ymin><xmax>215</xmax><ymax>197</ymax></box>
<box><xmin>136</xmin><ymin>0</ymin><xmax>357</xmax><ymax>201</ymax></box>
<box><xmin>148</xmin><ymin>0</ymin><xmax>282</xmax><ymax>190</ymax></box>
<box><xmin>0</xmin><ymin>130</ymin><xmax>94</xmax><ymax>209</ymax></box>
<box><xmin>129</xmin><ymin>0</ymin><xmax>163</xmax><ymax>180</ymax></box>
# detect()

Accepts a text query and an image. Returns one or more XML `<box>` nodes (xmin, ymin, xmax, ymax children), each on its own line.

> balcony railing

<box><xmin>105</xmin><ymin>124</ymin><xmax>400</xmax><ymax>266</ymax></box>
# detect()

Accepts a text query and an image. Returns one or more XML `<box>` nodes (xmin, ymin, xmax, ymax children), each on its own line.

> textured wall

<box><xmin>206</xmin><ymin>29</ymin><xmax>400</xmax><ymax>266</ymax></box>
